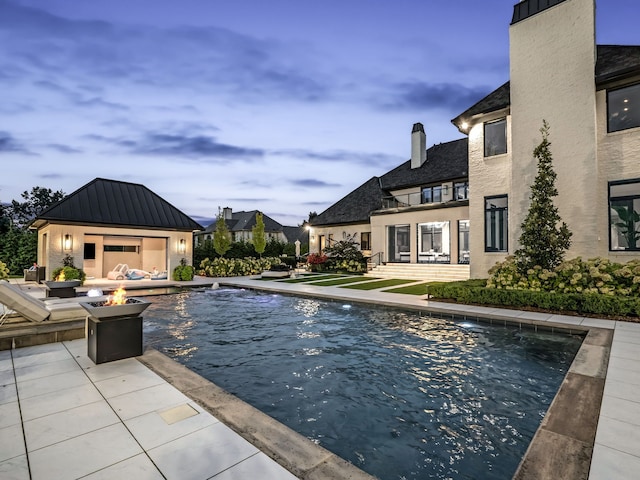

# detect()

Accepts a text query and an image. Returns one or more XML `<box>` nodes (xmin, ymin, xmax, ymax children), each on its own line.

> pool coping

<box><xmin>137</xmin><ymin>348</ymin><xmax>376</xmax><ymax>480</ymax></box>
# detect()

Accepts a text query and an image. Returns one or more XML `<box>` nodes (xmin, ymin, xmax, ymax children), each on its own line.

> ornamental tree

<box><xmin>515</xmin><ymin>120</ymin><xmax>572</xmax><ymax>272</ymax></box>
<box><xmin>213</xmin><ymin>214</ymin><xmax>231</xmax><ymax>257</ymax></box>
<box><xmin>251</xmin><ymin>212</ymin><xmax>266</xmax><ymax>257</ymax></box>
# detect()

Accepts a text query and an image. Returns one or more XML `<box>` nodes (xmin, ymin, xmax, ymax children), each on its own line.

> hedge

<box><xmin>427</xmin><ymin>283</ymin><xmax>640</xmax><ymax>317</ymax></box>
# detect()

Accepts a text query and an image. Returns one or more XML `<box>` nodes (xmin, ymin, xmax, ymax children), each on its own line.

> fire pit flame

<box><xmin>55</xmin><ymin>270</ymin><xmax>66</xmax><ymax>282</ymax></box>
<box><xmin>106</xmin><ymin>286</ymin><xmax>127</xmax><ymax>306</ymax></box>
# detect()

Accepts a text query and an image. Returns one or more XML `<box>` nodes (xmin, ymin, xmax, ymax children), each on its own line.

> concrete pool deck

<box><xmin>1</xmin><ymin>274</ymin><xmax>639</xmax><ymax>479</ymax></box>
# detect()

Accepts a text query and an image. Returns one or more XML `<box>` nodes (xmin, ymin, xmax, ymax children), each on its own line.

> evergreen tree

<box><xmin>251</xmin><ymin>212</ymin><xmax>266</xmax><ymax>258</ymax></box>
<box><xmin>515</xmin><ymin>120</ymin><xmax>572</xmax><ymax>272</ymax></box>
<box><xmin>213</xmin><ymin>214</ymin><xmax>231</xmax><ymax>257</ymax></box>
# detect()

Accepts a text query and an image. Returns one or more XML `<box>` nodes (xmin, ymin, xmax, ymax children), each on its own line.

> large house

<box><xmin>310</xmin><ymin>0</ymin><xmax>640</xmax><ymax>280</ymax></box>
<box><xmin>195</xmin><ymin>207</ymin><xmax>307</xmax><ymax>246</ymax></box>
<box><xmin>31</xmin><ymin>178</ymin><xmax>202</xmax><ymax>280</ymax></box>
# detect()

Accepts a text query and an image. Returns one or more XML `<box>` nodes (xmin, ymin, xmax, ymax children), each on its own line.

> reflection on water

<box><xmin>143</xmin><ymin>289</ymin><xmax>582</xmax><ymax>480</ymax></box>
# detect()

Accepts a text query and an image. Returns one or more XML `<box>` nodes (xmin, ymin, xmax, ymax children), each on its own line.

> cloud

<box><xmin>273</xmin><ymin>148</ymin><xmax>401</xmax><ymax>169</ymax></box>
<box><xmin>0</xmin><ymin>131</ymin><xmax>37</xmax><ymax>155</ymax></box>
<box><xmin>228</xmin><ymin>197</ymin><xmax>272</xmax><ymax>203</ymax></box>
<box><xmin>46</xmin><ymin>143</ymin><xmax>82</xmax><ymax>154</ymax></box>
<box><xmin>83</xmin><ymin>131</ymin><xmax>263</xmax><ymax>161</ymax></box>
<box><xmin>290</xmin><ymin>179</ymin><xmax>341</xmax><ymax>188</ymax></box>
<box><xmin>135</xmin><ymin>133</ymin><xmax>263</xmax><ymax>159</ymax></box>
<box><xmin>0</xmin><ymin>1</ymin><xmax>333</xmax><ymax>105</ymax></box>
<box><xmin>380</xmin><ymin>81</ymin><xmax>493</xmax><ymax>112</ymax></box>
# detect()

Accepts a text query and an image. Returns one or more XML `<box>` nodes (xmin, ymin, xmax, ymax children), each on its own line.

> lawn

<box><xmin>341</xmin><ymin>278</ymin><xmax>417</xmax><ymax>290</ymax></box>
<box><xmin>307</xmin><ymin>276</ymin><xmax>380</xmax><ymax>287</ymax></box>
<box><xmin>382</xmin><ymin>283</ymin><xmax>430</xmax><ymax>295</ymax></box>
<box><xmin>280</xmin><ymin>274</ymin><xmax>347</xmax><ymax>284</ymax></box>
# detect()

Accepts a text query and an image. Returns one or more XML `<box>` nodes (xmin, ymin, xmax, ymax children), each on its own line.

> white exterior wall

<box><xmin>469</xmin><ymin>113</ymin><xmax>512</xmax><ymax>278</ymax></box>
<box><xmin>370</xmin><ymin>205</ymin><xmax>469</xmax><ymax>264</ymax></box>
<box><xmin>596</xmin><ymin>88</ymin><xmax>640</xmax><ymax>262</ymax></box>
<box><xmin>509</xmin><ymin>0</ymin><xmax>598</xmax><ymax>262</ymax></box>
<box><xmin>37</xmin><ymin>224</ymin><xmax>192</xmax><ymax>280</ymax></box>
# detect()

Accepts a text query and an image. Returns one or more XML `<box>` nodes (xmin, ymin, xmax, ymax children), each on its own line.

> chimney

<box><xmin>223</xmin><ymin>207</ymin><xmax>232</xmax><ymax>220</ymax></box>
<box><xmin>411</xmin><ymin>123</ymin><xmax>426</xmax><ymax>169</ymax></box>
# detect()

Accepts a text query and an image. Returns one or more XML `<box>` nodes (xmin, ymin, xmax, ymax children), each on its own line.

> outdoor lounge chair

<box><xmin>0</xmin><ymin>280</ymin><xmax>92</xmax><ymax>326</ymax></box>
<box><xmin>107</xmin><ymin>263</ymin><xmax>129</xmax><ymax>280</ymax></box>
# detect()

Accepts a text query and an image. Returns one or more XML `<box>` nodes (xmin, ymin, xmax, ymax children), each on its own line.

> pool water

<box><xmin>142</xmin><ymin>288</ymin><xmax>582</xmax><ymax>480</ymax></box>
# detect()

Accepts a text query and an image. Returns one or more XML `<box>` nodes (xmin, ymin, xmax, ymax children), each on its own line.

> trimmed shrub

<box><xmin>173</xmin><ymin>258</ymin><xmax>195</xmax><ymax>281</ymax></box>
<box><xmin>198</xmin><ymin>257</ymin><xmax>281</xmax><ymax>277</ymax></box>
<box><xmin>51</xmin><ymin>266</ymin><xmax>86</xmax><ymax>285</ymax></box>
<box><xmin>0</xmin><ymin>260</ymin><xmax>9</xmax><ymax>280</ymax></box>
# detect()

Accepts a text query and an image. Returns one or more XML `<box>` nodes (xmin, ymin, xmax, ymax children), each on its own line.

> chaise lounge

<box><xmin>0</xmin><ymin>280</ymin><xmax>103</xmax><ymax>325</ymax></box>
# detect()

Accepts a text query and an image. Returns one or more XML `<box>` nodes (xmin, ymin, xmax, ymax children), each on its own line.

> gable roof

<box><xmin>201</xmin><ymin>210</ymin><xmax>283</xmax><ymax>234</ymax></box>
<box><xmin>379</xmin><ymin>138</ymin><xmax>468</xmax><ymax>190</ymax></box>
<box><xmin>282</xmin><ymin>225</ymin><xmax>309</xmax><ymax>244</ymax></box>
<box><xmin>452</xmin><ymin>45</ymin><xmax>640</xmax><ymax>131</ymax></box>
<box><xmin>311</xmin><ymin>177</ymin><xmax>386</xmax><ymax>227</ymax></box>
<box><xmin>33</xmin><ymin>178</ymin><xmax>202</xmax><ymax>231</ymax></box>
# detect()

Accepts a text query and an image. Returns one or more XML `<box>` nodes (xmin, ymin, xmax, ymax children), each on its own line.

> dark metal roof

<box><xmin>311</xmin><ymin>177</ymin><xmax>386</xmax><ymax>227</ymax></box>
<box><xmin>596</xmin><ymin>45</ymin><xmax>640</xmax><ymax>85</ymax></box>
<box><xmin>34</xmin><ymin>178</ymin><xmax>202</xmax><ymax>231</ymax></box>
<box><xmin>511</xmin><ymin>0</ymin><xmax>567</xmax><ymax>25</ymax></box>
<box><xmin>380</xmin><ymin>139</ymin><xmax>468</xmax><ymax>190</ymax></box>
<box><xmin>201</xmin><ymin>210</ymin><xmax>283</xmax><ymax>234</ymax></box>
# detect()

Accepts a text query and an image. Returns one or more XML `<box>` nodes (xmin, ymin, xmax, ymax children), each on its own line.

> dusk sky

<box><xmin>1</xmin><ymin>0</ymin><xmax>638</xmax><ymax>227</ymax></box>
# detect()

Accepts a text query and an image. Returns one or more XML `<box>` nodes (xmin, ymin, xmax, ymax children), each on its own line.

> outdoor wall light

<box><xmin>63</xmin><ymin>234</ymin><xmax>73</xmax><ymax>251</ymax></box>
<box><xmin>178</xmin><ymin>238</ymin><xmax>186</xmax><ymax>254</ymax></box>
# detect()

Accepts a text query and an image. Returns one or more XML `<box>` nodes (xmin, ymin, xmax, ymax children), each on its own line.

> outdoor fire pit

<box><xmin>44</xmin><ymin>279</ymin><xmax>81</xmax><ymax>298</ymax></box>
<box><xmin>80</xmin><ymin>290</ymin><xmax>150</xmax><ymax>364</ymax></box>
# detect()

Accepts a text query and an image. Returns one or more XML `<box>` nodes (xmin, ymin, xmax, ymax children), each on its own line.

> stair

<box><xmin>366</xmin><ymin>263</ymin><xmax>470</xmax><ymax>282</ymax></box>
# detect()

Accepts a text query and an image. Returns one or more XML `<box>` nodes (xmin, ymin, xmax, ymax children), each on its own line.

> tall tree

<box><xmin>8</xmin><ymin>186</ymin><xmax>65</xmax><ymax>228</ymax></box>
<box><xmin>251</xmin><ymin>212</ymin><xmax>266</xmax><ymax>258</ymax></box>
<box><xmin>515</xmin><ymin>121</ymin><xmax>572</xmax><ymax>272</ymax></box>
<box><xmin>213</xmin><ymin>214</ymin><xmax>231</xmax><ymax>257</ymax></box>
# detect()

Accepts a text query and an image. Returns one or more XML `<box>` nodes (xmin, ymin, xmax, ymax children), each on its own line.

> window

<box><xmin>608</xmin><ymin>83</ymin><xmax>640</xmax><ymax>133</ymax></box>
<box><xmin>360</xmin><ymin>232</ymin><xmax>371</xmax><ymax>251</ymax></box>
<box><xmin>454</xmin><ymin>181</ymin><xmax>469</xmax><ymax>201</ymax></box>
<box><xmin>609</xmin><ymin>179</ymin><xmax>640</xmax><ymax>251</ymax></box>
<box><xmin>484</xmin><ymin>118</ymin><xmax>507</xmax><ymax>157</ymax></box>
<box><xmin>458</xmin><ymin>220</ymin><xmax>470</xmax><ymax>264</ymax></box>
<box><xmin>418</xmin><ymin>222</ymin><xmax>450</xmax><ymax>263</ymax></box>
<box><xmin>83</xmin><ymin>243</ymin><xmax>96</xmax><ymax>260</ymax></box>
<box><xmin>104</xmin><ymin>245</ymin><xmax>138</xmax><ymax>253</ymax></box>
<box><xmin>421</xmin><ymin>185</ymin><xmax>442</xmax><ymax>204</ymax></box>
<box><xmin>485</xmin><ymin>195</ymin><xmax>508</xmax><ymax>252</ymax></box>
<box><xmin>387</xmin><ymin>225</ymin><xmax>410</xmax><ymax>262</ymax></box>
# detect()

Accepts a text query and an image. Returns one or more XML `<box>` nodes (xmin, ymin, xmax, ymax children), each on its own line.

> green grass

<box><xmin>383</xmin><ymin>283</ymin><xmax>431</xmax><ymax>295</ymax></box>
<box><xmin>280</xmin><ymin>274</ymin><xmax>346</xmax><ymax>284</ymax></box>
<box><xmin>308</xmin><ymin>276</ymin><xmax>380</xmax><ymax>287</ymax></box>
<box><xmin>341</xmin><ymin>278</ymin><xmax>416</xmax><ymax>290</ymax></box>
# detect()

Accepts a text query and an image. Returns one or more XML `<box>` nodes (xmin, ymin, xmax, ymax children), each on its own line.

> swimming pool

<box><xmin>142</xmin><ymin>288</ymin><xmax>582</xmax><ymax>480</ymax></box>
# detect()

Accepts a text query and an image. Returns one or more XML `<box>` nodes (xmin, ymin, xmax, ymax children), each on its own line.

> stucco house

<box><xmin>310</xmin><ymin>0</ymin><xmax>640</xmax><ymax>280</ymax></box>
<box><xmin>31</xmin><ymin>178</ymin><xmax>202</xmax><ymax>280</ymax></box>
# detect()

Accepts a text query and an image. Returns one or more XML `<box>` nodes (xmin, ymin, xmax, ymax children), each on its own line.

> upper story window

<box><xmin>610</xmin><ymin>179</ymin><xmax>640</xmax><ymax>251</ymax></box>
<box><xmin>608</xmin><ymin>83</ymin><xmax>640</xmax><ymax>133</ymax></box>
<box><xmin>454</xmin><ymin>181</ymin><xmax>469</xmax><ymax>201</ymax></box>
<box><xmin>484</xmin><ymin>118</ymin><xmax>507</xmax><ymax>157</ymax></box>
<box><xmin>422</xmin><ymin>185</ymin><xmax>442</xmax><ymax>204</ymax></box>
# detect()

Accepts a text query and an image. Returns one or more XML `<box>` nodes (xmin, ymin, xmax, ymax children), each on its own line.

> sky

<box><xmin>0</xmin><ymin>0</ymin><xmax>638</xmax><ymax>227</ymax></box>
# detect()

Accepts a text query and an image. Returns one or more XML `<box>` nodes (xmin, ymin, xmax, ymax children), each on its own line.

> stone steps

<box><xmin>366</xmin><ymin>263</ymin><xmax>470</xmax><ymax>282</ymax></box>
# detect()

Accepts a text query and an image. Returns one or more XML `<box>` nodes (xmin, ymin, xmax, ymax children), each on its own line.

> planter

<box><xmin>44</xmin><ymin>280</ymin><xmax>81</xmax><ymax>289</ymax></box>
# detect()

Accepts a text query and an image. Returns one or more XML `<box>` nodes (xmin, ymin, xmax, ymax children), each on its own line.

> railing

<box><xmin>381</xmin><ymin>193</ymin><xmax>423</xmax><ymax>209</ymax></box>
<box><xmin>367</xmin><ymin>252</ymin><xmax>384</xmax><ymax>268</ymax></box>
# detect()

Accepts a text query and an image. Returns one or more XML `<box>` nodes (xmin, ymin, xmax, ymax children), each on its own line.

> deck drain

<box><xmin>159</xmin><ymin>404</ymin><xmax>199</xmax><ymax>425</ymax></box>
